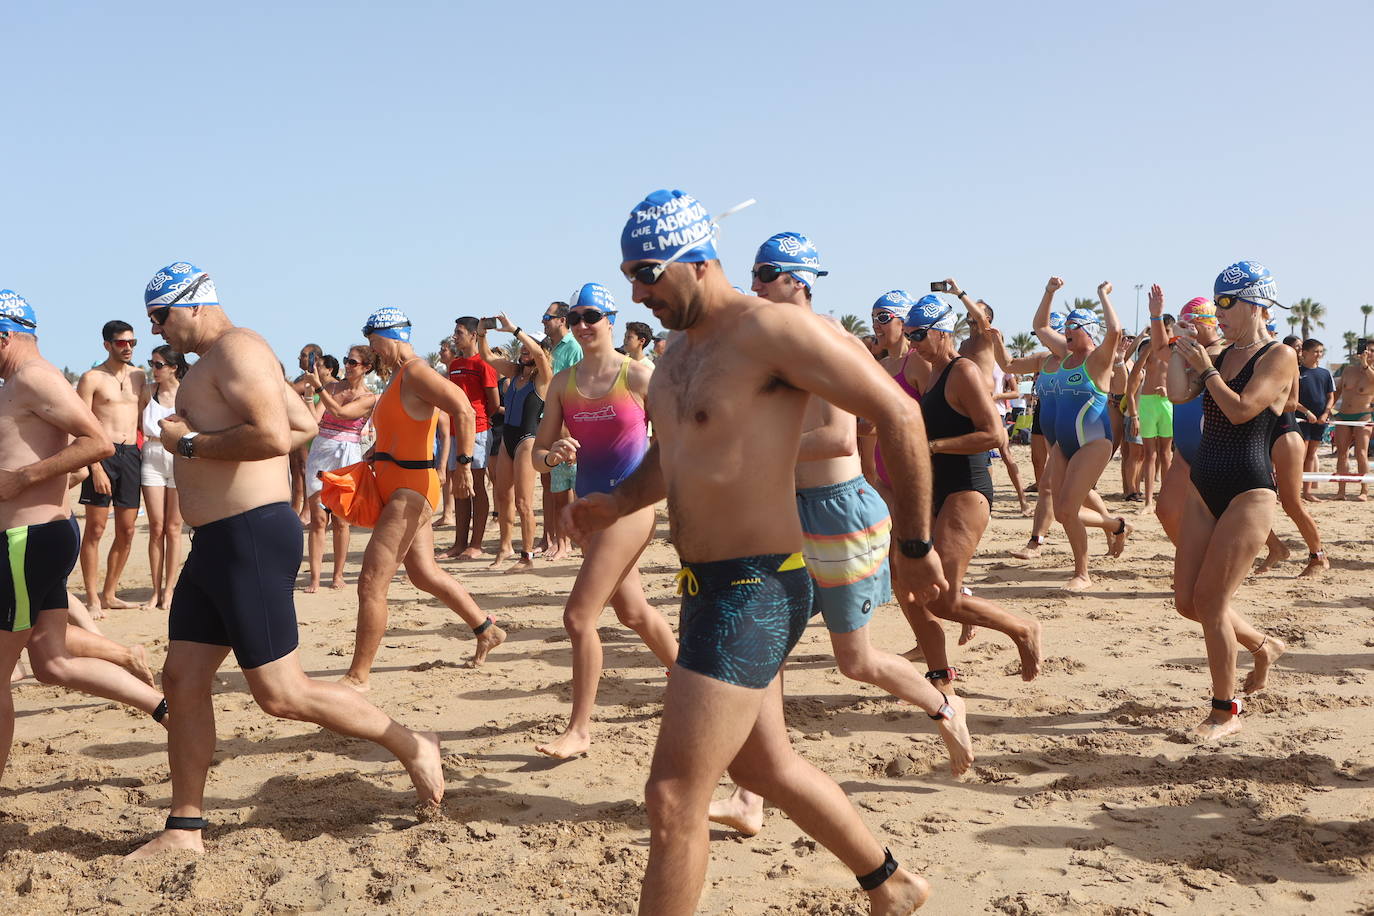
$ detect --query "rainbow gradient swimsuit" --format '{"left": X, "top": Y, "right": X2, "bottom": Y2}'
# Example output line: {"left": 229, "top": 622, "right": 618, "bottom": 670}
{"left": 562, "top": 358, "right": 649, "bottom": 496}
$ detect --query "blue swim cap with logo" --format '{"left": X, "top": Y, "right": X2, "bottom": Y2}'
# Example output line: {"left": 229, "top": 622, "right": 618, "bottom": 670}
{"left": 754, "top": 232, "right": 829, "bottom": 290}
{"left": 904, "top": 294, "right": 957, "bottom": 333}
{"left": 569, "top": 282, "right": 617, "bottom": 325}
{"left": 145, "top": 261, "right": 219, "bottom": 309}
{"left": 1065, "top": 308, "right": 1103, "bottom": 342}
{"left": 1214, "top": 260, "right": 1279, "bottom": 304}
{"left": 1048, "top": 311, "right": 1067, "bottom": 333}
{"left": 0, "top": 290, "right": 37, "bottom": 335}
{"left": 621, "top": 190, "right": 717, "bottom": 264}
{"left": 872, "top": 290, "right": 914, "bottom": 322}
{"left": 364, "top": 306, "right": 412, "bottom": 342}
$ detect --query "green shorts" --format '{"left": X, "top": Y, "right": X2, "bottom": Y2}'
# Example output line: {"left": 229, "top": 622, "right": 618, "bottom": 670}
{"left": 550, "top": 461, "right": 577, "bottom": 494}
{"left": 1137, "top": 394, "right": 1174, "bottom": 439}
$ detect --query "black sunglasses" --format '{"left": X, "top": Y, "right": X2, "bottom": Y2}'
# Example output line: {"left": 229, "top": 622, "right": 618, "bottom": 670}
{"left": 904, "top": 327, "right": 931, "bottom": 343}
{"left": 148, "top": 306, "right": 172, "bottom": 326}
{"left": 149, "top": 359, "right": 168, "bottom": 370}
{"left": 567, "top": 310, "right": 608, "bottom": 327}
{"left": 751, "top": 264, "right": 790, "bottom": 283}
{"left": 344, "top": 357, "right": 364, "bottom": 367}
{"left": 872, "top": 311, "right": 898, "bottom": 325}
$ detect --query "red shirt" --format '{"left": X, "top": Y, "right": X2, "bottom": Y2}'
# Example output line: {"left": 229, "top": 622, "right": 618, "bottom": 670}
{"left": 447, "top": 355, "right": 498, "bottom": 433}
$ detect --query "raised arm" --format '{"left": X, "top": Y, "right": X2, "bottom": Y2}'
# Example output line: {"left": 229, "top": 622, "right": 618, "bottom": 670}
{"left": 0, "top": 364, "right": 114, "bottom": 500}
{"left": 314, "top": 379, "right": 378, "bottom": 421}
{"left": 1032, "top": 276, "right": 1068, "bottom": 357}
{"left": 943, "top": 278, "right": 988, "bottom": 333}
{"left": 282, "top": 378, "right": 320, "bottom": 451}
{"left": 479, "top": 313, "right": 521, "bottom": 377}
{"left": 1086, "top": 281, "right": 1123, "bottom": 379}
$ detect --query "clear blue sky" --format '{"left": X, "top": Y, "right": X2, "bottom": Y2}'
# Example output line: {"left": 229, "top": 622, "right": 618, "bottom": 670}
{"left": 5, "top": 0, "right": 1372, "bottom": 374}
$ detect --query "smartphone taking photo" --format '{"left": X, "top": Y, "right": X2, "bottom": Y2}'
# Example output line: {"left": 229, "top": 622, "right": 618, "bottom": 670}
{"left": 930, "top": 281, "right": 950, "bottom": 293}
{"left": 479, "top": 317, "right": 500, "bottom": 331}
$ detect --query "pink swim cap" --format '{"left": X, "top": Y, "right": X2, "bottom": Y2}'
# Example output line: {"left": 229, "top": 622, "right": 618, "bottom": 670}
{"left": 1180, "top": 297, "right": 1216, "bottom": 324}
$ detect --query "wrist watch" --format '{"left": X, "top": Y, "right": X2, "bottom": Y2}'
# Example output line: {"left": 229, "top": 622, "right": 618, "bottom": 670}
{"left": 456, "top": 454, "right": 474, "bottom": 466}
{"left": 897, "top": 537, "right": 934, "bottom": 559}
{"left": 177, "top": 432, "right": 200, "bottom": 459}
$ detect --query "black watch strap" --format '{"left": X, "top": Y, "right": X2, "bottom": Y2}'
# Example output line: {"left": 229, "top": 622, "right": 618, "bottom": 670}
{"left": 897, "top": 537, "right": 933, "bottom": 559}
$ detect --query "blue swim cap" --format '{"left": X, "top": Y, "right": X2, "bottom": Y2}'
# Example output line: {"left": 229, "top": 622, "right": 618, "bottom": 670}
{"left": 872, "top": 290, "right": 914, "bottom": 321}
{"left": 1266, "top": 317, "right": 1278, "bottom": 334}
{"left": 364, "top": 306, "right": 412, "bottom": 342}
{"left": 145, "top": 261, "right": 218, "bottom": 309}
{"left": 621, "top": 189, "right": 717, "bottom": 264}
{"left": 754, "top": 231, "right": 829, "bottom": 290}
{"left": 0, "top": 290, "right": 37, "bottom": 335}
{"left": 569, "top": 282, "right": 617, "bottom": 325}
{"left": 1065, "top": 308, "right": 1103, "bottom": 343}
{"left": 1214, "top": 260, "right": 1279, "bottom": 304}
{"left": 904, "top": 294, "right": 957, "bottom": 333}
{"left": 1048, "top": 311, "right": 1067, "bottom": 333}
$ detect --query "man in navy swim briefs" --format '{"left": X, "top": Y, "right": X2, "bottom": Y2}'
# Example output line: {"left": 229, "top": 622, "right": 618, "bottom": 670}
{"left": 565, "top": 190, "right": 951, "bottom": 915}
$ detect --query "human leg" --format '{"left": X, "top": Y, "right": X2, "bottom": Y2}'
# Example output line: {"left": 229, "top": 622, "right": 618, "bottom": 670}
{"left": 1012, "top": 444, "right": 1057, "bottom": 559}
{"left": 1154, "top": 452, "right": 1190, "bottom": 546}
{"left": 330, "top": 515, "right": 350, "bottom": 588}
{"left": 1302, "top": 438, "right": 1321, "bottom": 499}
{"left": 142, "top": 485, "right": 167, "bottom": 607}
{"left": 25, "top": 606, "right": 163, "bottom": 715}
{"left": 1001, "top": 446, "right": 1031, "bottom": 515}
{"left": 1052, "top": 439, "right": 1115, "bottom": 588}
{"left": 485, "top": 450, "right": 516, "bottom": 567}
{"left": 161, "top": 488, "right": 183, "bottom": 609}
{"left": 402, "top": 519, "right": 505, "bottom": 667}
{"left": 0, "top": 630, "right": 33, "bottom": 784}
{"left": 347, "top": 492, "right": 429, "bottom": 688}
{"left": 1274, "top": 432, "right": 1326, "bottom": 574}
{"left": 124, "top": 640, "right": 230, "bottom": 860}
{"left": 1333, "top": 426, "right": 1353, "bottom": 498}
{"left": 512, "top": 438, "right": 540, "bottom": 567}
{"left": 100, "top": 506, "right": 139, "bottom": 608}
{"left": 306, "top": 494, "right": 329, "bottom": 592}
{"left": 547, "top": 487, "right": 574, "bottom": 561}
{"left": 461, "top": 467, "right": 490, "bottom": 558}
{"left": 79, "top": 504, "right": 110, "bottom": 614}
{"left": 1354, "top": 427, "right": 1372, "bottom": 500}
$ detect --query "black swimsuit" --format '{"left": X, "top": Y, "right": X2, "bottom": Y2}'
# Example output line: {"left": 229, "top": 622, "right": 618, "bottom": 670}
{"left": 1190, "top": 343, "right": 1278, "bottom": 519}
{"left": 924, "top": 358, "right": 995, "bottom": 516}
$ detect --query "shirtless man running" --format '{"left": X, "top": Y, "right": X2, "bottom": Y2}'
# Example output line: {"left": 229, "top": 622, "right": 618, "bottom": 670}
{"left": 76, "top": 320, "right": 145, "bottom": 613}
{"left": 126, "top": 264, "right": 443, "bottom": 860}
{"left": 1332, "top": 339, "right": 1374, "bottom": 501}
{"left": 708, "top": 232, "right": 972, "bottom": 838}
{"left": 1, "top": 290, "right": 170, "bottom": 786}
{"left": 569, "top": 190, "right": 948, "bottom": 914}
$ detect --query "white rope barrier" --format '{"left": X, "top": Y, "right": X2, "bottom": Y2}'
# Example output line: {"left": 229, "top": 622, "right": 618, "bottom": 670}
{"left": 1298, "top": 418, "right": 1372, "bottom": 427}
{"left": 1302, "top": 473, "right": 1374, "bottom": 483}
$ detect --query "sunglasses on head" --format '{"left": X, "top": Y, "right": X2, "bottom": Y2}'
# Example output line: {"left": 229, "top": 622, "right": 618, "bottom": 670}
{"left": 149, "top": 359, "right": 168, "bottom": 370}
{"left": 344, "top": 357, "right": 364, "bottom": 367}
{"left": 567, "top": 309, "right": 608, "bottom": 327}
{"left": 872, "top": 311, "right": 898, "bottom": 325}
{"left": 1215, "top": 294, "right": 1281, "bottom": 311}
{"left": 904, "top": 327, "right": 931, "bottom": 343}
{"left": 751, "top": 264, "right": 792, "bottom": 283}
{"left": 112, "top": 338, "right": 138, "bottom": 348}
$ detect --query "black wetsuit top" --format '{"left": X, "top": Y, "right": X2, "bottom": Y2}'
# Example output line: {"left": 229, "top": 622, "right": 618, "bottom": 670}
{"left": 924, "top": 357, "right": 995, "bottom": 516}
{"left": 1191, "top": 343, "right": 1278, "bottom": 519}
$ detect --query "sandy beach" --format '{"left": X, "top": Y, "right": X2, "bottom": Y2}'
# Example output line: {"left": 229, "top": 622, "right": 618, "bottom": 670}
{"left": 3, "top": 461, "right": 1372, "bottom": 915}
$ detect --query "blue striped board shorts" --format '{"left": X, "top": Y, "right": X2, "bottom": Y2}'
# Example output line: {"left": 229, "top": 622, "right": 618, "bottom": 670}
{"left": 796, "top": 476, "right": 892, "bottom": 634}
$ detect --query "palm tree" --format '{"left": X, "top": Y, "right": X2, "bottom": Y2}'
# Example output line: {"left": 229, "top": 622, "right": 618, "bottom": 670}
{"left": 839, "top": 314, "right": 870, "bottom": 337}
{"left": 1362, "top": 303, "right": 1372, "bottom": 337}
{"left": 1343, "top": 331, "right": 1359, "bottom": 359}
{"left": 1010, "top": 332, "right": 1038, "bottom": 357}
{"left": 1290, "top": 298, "right": 1325, "bottom": 340}
{"left": 1286, "top": 312, "right": 1301, "bottom": 334}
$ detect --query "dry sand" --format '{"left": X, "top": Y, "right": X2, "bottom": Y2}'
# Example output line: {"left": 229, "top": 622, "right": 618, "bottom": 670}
{"left": 3, "top": 461, "right": 1372, "bottom": 915}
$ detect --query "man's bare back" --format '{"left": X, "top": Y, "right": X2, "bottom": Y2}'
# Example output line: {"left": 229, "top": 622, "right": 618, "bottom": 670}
{"left": 795, "top": 315, "right": 867, "bottom": 490}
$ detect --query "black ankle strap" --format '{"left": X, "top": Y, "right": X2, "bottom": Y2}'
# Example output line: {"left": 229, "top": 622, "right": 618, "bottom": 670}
{"left": 152, "top": 698, "right": 168, "bottom": 723}
{"left": 1211, "top": 696, "right": 1243, "bottom": 715}
{"left": 473, "top": 616, "right": 494, "bottom": 636}
{"left": 857, "top": 847, "right": 899, "bottom": 890}
{"left": 166, "top": 816, "right": 208, "bottom": 831}
{"left": 924, "top": 667, "right": 959, "bottom": 683}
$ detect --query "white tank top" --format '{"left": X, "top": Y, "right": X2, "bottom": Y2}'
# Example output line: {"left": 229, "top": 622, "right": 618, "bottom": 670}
{"left": 142, "top": 388, "right": 176, "bottom": 441}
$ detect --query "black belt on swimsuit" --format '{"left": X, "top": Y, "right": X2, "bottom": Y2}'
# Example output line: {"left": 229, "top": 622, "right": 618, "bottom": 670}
{"left": 372, "top": 452, "right": 435, "bottom": 470}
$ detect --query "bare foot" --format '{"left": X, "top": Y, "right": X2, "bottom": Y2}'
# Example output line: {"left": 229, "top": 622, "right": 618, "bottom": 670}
{"left": 1010, "top": 540, "right": 1043, "bottom": 560}
{"left": 1107, "top": 518, "right": 1132, "bottom": 557}
{"left": 338, "top": 673, "right": 370, "bottom": 692}
{"left": 1301, "top": 492, "right": 1317, "bottom": 503}
{"left": 436, "top": 545, "right": 465, "bottom": 560}
{"left": 457, "top": 546, "right": 485, "bottom": 560}
{"left": 1355, "top": 491, "right": 1369, "bottom": 502}
{"left": 1192, "top": 713, "right": 1243, "bottom": 743}
{"left": 139, "top": 594, "right": 159, "bottom": 609}
{"left": 486, "top": 549, "right": 515, "bottom": 570}
{"left": 1298, "top": 552, "right": 1329, "bottom": 578}
{"left": 156, "top": 597, "right": 172, "bottom": 611}
{"left": 329, "top": 578, "right": 346, "bottom": 590}
{"left": 124, "top": 644, "right": 157, "bottom": 688}
{"left": 1010, "top": 620, "right": 1043, "bottom": 681}
{"left": 1255, "top": 540, "right": 1290, "bottom": 575}
{"left": 102, "top": 595, "right": 134, "bottom": 610}
{"left": 470, "top": 623, "right": 506, "bottom": 667}
{"left": 304, "top": 583, "right": 319, "bottom": 594}
{"left": 1061, "top": 573, "right": 1092, "bottom": 592}
{"left": 507, "top": 556, "right": 534, "bottom": 573}
{"left": 957, "top": 623, "right": 978, "bottom": 646}
{"left": 1018, "top": 501, "right": 1034, "bottom": 518}
{"left": 1243, "top": 636, "right": 1287, "bottom": 694}
{"left": 546, "top": 541, "right": 571, "bottom": 562}
{"left": 900, "top": 645, "right": 925, "bottom": 663}
{"left": 123, "top": 827, "right": 204, "bottom": 861}
{"left": 535, "top": 727, "right": 591, "bottom": 760}
{"left": 402, "top": 730, "right": 445, "bottom": 808}
{"left": 438, "top": 515, "right": 455, "bottom": 528}
{"left": 707, "top": 791, "right": 764, "bottom": 836}
{"left": 866, "top": 867, "right": 931, "bottom": 914}
{"left": 10, "top": 656, "right": 32, "bottom": 683}
{"left": 935, "top": 692, "right": 974, "bottom": 777}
